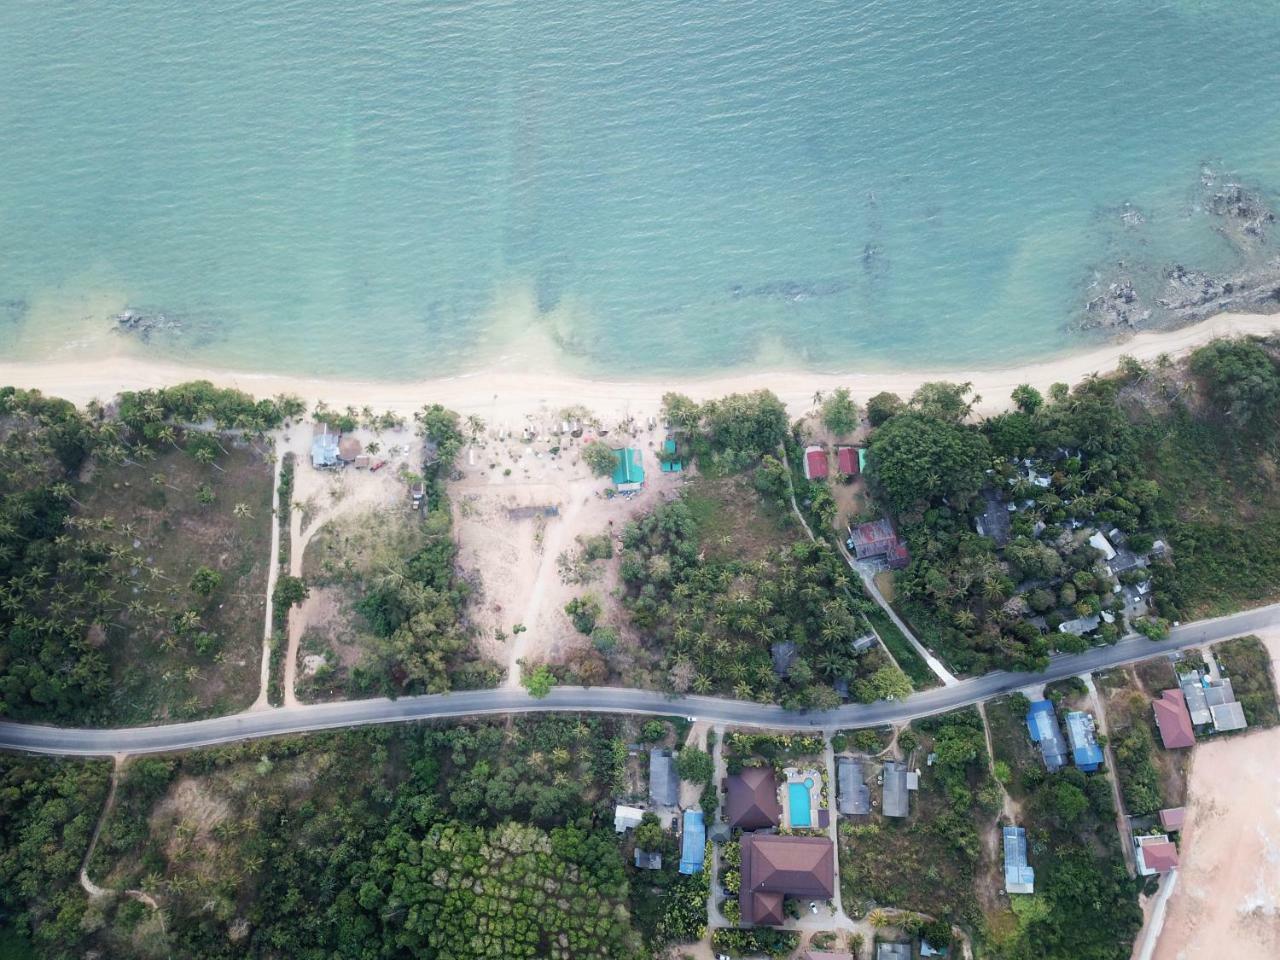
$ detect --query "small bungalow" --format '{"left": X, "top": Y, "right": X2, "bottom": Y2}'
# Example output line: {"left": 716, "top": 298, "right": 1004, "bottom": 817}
{"left": 837, "top": 757, "right": 871, "bottom": 816}
{"left": 1153, "top": 689, "right": 1196, "bottom": 749}
{"left": 771, "top": 641, "right": 798, "bottom": 677}
{"left": 612, "top": 447, "right": 646, "bottom": 492}
{"left": 1026, "top": 700, "right": 1069, "bottom": 772}
{"left": 649, "top": 750, "right": 679, "bottom": 807}
{"left": 1058, "top": 614, "right": 1101, "bottom": 637}
{"left": 678, "top": 810, "right": 705, "bottom": 875}
{"left": 310, "top": 426, "right": 340, "bottom": 468}
{"left": 614, "top": 804, "right": 644, "bottom": 833}
{"left": 851, "top": 632, "right": 878, "bottom": 654}
{"left": 724, "top": 766, "right": 782, "bottom": 830}
{"left": 1003, "top": 825, "right": 1035, "bottom": 894}
{"left": 634, "top": 849, "right": 662, "bottom": 870}
{"left": 1135, "top": 834, "right": 1180, "bottom": 876}
{"left": 1066, "top": 711, "right": 1104, "bottom": 771}
{"left": 835, "top": 446, "right": 859, "bottom": 478}
{"left": 804, "top": 445, "right": 829, "bottom": 481}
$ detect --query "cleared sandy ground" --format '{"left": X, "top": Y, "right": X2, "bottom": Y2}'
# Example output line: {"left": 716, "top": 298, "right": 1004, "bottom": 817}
{"left": 1149, "top": 630, "right": 1280, "bottom": 960}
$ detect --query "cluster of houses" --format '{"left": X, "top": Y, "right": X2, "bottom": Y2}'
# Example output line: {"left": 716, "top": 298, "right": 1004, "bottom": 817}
{"left": 802, "top": 444, "right": 865, "bottom": 482}
{"left": 1151, "top": 662, "right": 1247, "bottom": 749}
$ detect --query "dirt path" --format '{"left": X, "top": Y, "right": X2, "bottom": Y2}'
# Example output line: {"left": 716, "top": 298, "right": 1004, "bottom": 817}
{"left": 1082, "top": 672, "right": 1136, "bottom": 876}
{"left": 79, "top": 755, "right": 123, "bottom": 899}
{"left": 249, "top": 439, "right": 285, "bottom": 711}
{"left": 977, "top": 701, "right": 1020, "bottom": 823}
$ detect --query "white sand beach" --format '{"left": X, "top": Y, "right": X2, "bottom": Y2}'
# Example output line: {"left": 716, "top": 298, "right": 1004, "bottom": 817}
{"left": 3, "top": 311, "right": 1280, "bottom": 423}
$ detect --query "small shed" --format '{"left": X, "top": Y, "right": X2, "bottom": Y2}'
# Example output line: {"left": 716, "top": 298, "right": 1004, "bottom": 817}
{"left": 634, "top": 849, "right": 662, "bottom": 870}
{"left": 614, "top": 805, "right": 644, "bottom": 833}
{"left": 836, "top": 446, "right": 859, "bottom": 477}
{"left": 1158, "top": 807, "right": 1186, "bottom": 832}
{"left": 660, "top": 437, "right": 683, "bottom": 473}
{"left": 678, "top": 810, "right": 705, "bottom": 875}
{"left": 649, "top": 750, "right": 679, "bottom": 807}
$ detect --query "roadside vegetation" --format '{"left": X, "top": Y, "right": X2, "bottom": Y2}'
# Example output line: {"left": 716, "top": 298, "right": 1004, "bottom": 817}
{"left": 1212, "top": 635, "right": 1279, "bottom": 727}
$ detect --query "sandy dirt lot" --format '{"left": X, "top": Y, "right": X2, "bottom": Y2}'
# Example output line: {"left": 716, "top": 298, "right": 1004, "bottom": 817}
{"left": 1149, "top": 630, "right": 1280, "bottom": 960}
{"left": 448, "top": 410, "right": 685, "bottom": 686}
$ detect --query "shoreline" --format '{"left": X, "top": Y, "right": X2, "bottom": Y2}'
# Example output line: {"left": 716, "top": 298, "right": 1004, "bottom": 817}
{"left": 5, "top": 311, "right": 1280, "bottom": 422}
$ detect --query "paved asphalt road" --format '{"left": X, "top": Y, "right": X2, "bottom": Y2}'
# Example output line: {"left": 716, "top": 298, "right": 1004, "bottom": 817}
{"left": 2, "top": 602, "right": 1277, "bottom": 757}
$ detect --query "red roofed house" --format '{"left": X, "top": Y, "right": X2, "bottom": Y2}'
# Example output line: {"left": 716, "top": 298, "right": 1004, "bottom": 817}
{"left": 835, "top": 446, "right": 859, "bottom": 478}
{"left": 1135, "top": 834, "right": 1179, "bottom": 875}
{"left": 1158, "top": 807, "right": 1186, "bottom": 832}
{"left": 804, "top": 445, "right": 829, "bottom": 481}
{"left": 739, "top": 834, "right": 835, "bottom": 926}
{"left": 1153, "top": 689, "right": 1196, "bottom": 749}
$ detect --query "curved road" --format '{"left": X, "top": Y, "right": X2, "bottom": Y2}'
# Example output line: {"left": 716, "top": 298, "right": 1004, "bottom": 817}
{"left": 2, "top": 603, "right": 1277, "bottom": 757}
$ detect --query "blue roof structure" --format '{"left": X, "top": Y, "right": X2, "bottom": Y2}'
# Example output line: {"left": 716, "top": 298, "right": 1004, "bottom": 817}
{"left": 310, "top": 428, "right": 339, "bottom": 468}
{"left": 1026, "top": 701, "right": 1069, "bottom": 772}
{"left": 661, "top": 438, "right": 683, "bottom": 473}
{"left": 1002, "top": 826, "right": 1035, "bottom": 894}
{"left": 678, "top": 810, "right": 705, "bottom": 875}
{"left": 612, "top": 447, "right": 646, "bottom": 489}
{"left": 1066, "top": 711, "right": 1104, "bottom": 771}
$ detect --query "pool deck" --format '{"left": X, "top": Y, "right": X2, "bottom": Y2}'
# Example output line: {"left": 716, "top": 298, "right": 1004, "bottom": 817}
{"left": 781, "top": 766, "right": 826, "bottom": 830}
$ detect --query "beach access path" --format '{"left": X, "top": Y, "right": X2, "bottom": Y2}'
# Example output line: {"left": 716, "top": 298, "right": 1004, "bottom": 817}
{"left": 2, "top": 601, "right": 1277, "bottom": 757}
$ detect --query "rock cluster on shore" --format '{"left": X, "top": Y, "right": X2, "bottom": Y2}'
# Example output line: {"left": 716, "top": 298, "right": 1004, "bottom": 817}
{"left": 113, "top": 309, "right": 181, "bottom": 341}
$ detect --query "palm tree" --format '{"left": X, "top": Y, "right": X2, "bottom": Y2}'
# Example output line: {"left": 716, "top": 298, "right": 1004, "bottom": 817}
{"left": 232, "top": 502, "right": 253, "bottom": 520}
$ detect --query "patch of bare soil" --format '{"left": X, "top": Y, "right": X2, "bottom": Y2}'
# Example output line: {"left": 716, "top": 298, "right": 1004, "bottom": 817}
{"left": 1151, "top": 630, "right": 1280, "bottom": 960}
{"left": 150, "top": 777, "right": 231, "bottom": 858}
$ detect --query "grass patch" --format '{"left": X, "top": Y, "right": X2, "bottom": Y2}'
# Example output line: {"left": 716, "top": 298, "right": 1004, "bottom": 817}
{"left": 680, "top": 471, "right": 799, "bottom": 563}
{"left": 1213, "top": 635, "right": 1279, "bottom": 728}
{"left": 984, "top": 695, "right": 1039, "bottom": 804}
{"left": 0, "top": 928, "right": 34, "bottom": 960}
{"left": 865, "top": 607, "right": 936, "bottom": 689}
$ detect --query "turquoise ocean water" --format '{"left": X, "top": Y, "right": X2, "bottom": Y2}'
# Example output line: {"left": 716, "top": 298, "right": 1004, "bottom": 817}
{"left": 1, "top": 0, "right": 1279, "bottom": 379}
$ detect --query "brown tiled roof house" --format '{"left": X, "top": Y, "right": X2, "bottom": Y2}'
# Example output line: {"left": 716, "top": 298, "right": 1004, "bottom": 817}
{"left": 739, "top": 834, "right": 835, "bottom": 926}
{"left": 724, "top": 767, "right": 782, "bottom": 830}
{"left": 1153, "top": 689, "right": 1196, "bottom": 749}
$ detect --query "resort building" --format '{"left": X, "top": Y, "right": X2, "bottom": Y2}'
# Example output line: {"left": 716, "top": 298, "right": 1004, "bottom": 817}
{"left": 738, "top": 834, "right": 835, "bottom": 926}
{"left": 724, "top": 767, "right": 782, "bottom": 830}
{"left": 1002, "top": 826, "right": 1035, "bottom": 894}
{"left": 804, "top": 445, "right": 829, "bottom": 481}
{"left": 1152, "top": 689, "right": 1196, "bottom": 749}
{"left": 1026, "top": 701, "right": 1069, "bottom": 772}
{"left": 837, "top": 758, "right": 871, "bottom": 816}
{"left": 649, "top": 750, "right": 679, "bottom": 807}
{"left": 1135, "top": 834, "right": 1180, "bottom": 876}
{"left": 1066, "top": 711, "right": 1104, "bottom": 771}
{"left": 678, "top": 810, "right": 705, "bottom": 875}
{"left": 611, "top": 447, "right": 645, "bottom": 492}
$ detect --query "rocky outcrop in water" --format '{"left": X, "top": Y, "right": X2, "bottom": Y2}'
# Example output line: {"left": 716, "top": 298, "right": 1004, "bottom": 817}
{"left": 1083, "top": 271, "right": 1150, "bottom": 330}
{"left": 1200, "top": 165, "right": 1276, "bottom": 248}
{"left": 114, "top": 309, "right": 181, "bottom": 341}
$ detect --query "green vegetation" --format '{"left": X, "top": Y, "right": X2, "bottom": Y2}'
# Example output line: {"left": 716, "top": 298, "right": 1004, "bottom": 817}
{"left": 1213, "top": 635, "right": 1279, "bottom": 727}
{"left": 582, "top": 441, "right": 618, "bottom": 477}
{"left": 820, "top": 387, "right": 859, "bottom": 436}
{"left": 712, "top": 927, "right": 799, "bottom": 958}
{"left": 661, "top": 389, "right": 788, "bottom": 474}
{"left": 863, "top": 606, "right": 935, "bottom": 687}
{"left": 839, "top": 710, "right": 995, "bottom": 929}
{"left": 0, "top": 755, "right": 111, "bottom": 957}
{"left": 522, "top": 662, "right": 557, "bottom": 698}
{"left": 116, "top": 380, "right": 303, "bottom": 433}
{"left": 0, "top": 385, "right": 274, "bottom": 724}
{"left": 621, "top": 497, "right": 909, "bottom": 707}
{"left": 1106, "top": 692, "right": 1162, "bottom": 817}
{"left": 675, "top": 746, "right": 713, "bottom": 785}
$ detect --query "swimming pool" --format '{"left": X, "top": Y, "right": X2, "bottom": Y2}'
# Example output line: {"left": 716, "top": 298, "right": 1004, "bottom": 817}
{"left": 788, "top": 779, "right": 814, "bottom": 828}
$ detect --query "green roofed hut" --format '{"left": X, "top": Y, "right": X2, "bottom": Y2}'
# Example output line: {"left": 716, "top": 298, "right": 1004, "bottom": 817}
{"left": 661, "top": 437, "right": 683, "bottom": 473}
{"left": 612, "top": 447, "right": 646, "bottom": 491}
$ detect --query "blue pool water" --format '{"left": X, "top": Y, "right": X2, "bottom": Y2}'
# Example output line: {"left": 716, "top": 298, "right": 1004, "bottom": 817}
{"left": 788, "top": 781, "right": 813, "bottom": 827}
{"left": 2, "top": 1, "right": 1279, "bottom": 377}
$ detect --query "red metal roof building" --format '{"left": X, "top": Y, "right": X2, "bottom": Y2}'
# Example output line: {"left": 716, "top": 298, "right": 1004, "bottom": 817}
{"left": 848, "top": 518, "right": 911, "bottom": 570}
{"left": 803, "top": 445, "right": 829, "bottom": 481}
{"left": 739, "top": 834, "right": 835, "bottom": 926}
{"left": 724, "top": 767, "right": 782, "bottom": 830}
{"left": 1153, "top": 689, "right": 1196, "bottom": 749}
{"left": 1159, "top": 807, "right": 1186, "bottom": 832}
{"left": 1135, "top": 835, "right": 1180, "bottom": 875}
{"left": 835, "top": 446, "right": 859, "bottom": 477}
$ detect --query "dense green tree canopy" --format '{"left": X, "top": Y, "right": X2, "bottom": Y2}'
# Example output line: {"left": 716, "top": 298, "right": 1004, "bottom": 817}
{"left": 866, "top": 412, "right": 990, "bottom": 514}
